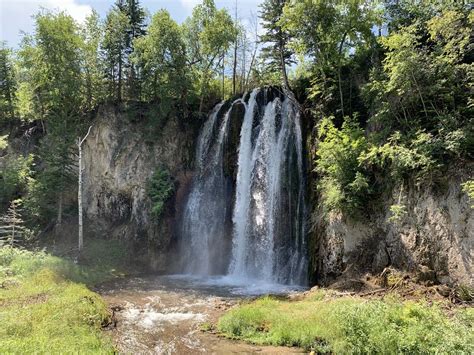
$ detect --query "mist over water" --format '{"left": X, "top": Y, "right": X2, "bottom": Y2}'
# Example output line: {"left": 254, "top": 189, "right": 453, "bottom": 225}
{"left": 179, "top": 88, "right": 307, "bottom": 288}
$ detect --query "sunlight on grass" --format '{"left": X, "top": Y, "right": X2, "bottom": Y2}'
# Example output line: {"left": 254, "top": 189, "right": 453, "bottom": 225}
{"left": 218, "top": 292, "right": 474, "bottom": 353}
{"left": 0, "top": 247, "right": 117, "bottom": 353}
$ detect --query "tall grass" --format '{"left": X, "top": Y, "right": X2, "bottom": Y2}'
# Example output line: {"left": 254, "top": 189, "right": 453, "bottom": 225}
{"left": 0, "top": 246, "right": 119, "bottom": 353}
{"left": 218, "top": 291, "right": 474, "bottom": 353}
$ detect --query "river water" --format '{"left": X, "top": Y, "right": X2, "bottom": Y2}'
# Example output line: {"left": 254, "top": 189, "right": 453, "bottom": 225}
{"left": 98, "top": 275, "right": 305, "bottom": 354}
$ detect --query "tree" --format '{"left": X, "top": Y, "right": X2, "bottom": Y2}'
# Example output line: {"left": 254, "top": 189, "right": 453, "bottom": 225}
{"left": 232, "top": 0, "right": 238, "bottom": 95}
{"left": 0, "top": 199, "right": 29, "bottom": 246}
{"left": 81, "top": 10, "right": 105, "bottom": 110}
{"left": 282, "top": 0, "right": 379, "bottom": 116}
{"left": 183, "top": 0, "right": 236, "bottom": 111}
{"left": 244, "top": 12, "right": 260, "bottom": 90}
{"left": 18, "top": 11, "right": 84, "bottom": 225}
{"left": 0, "top": 42, "right": 16, "bottom": 122}
{"left": 77, "top": 125, "right": 92, "bottom": 253}
{"left": 133, "top": 9, "right": 187, "bottom": 111}
{"left": 259, "top": 0, "right": 294, "bottom": 91}
{"left": 117, "top": 0, "right": 147, "bottom": 100}
{"left": 103, "top": 7, "right": 129, "bottom": 103}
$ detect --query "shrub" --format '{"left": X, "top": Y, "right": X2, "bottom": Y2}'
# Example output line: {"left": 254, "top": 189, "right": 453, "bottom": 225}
{"left": 315, "top": 116, "right": 370, "bottom": 215}
{"left": 147, "top": 167, "right": 175, "bottom": 218}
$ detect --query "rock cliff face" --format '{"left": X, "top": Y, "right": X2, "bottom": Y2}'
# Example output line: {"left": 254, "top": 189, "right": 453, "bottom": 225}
{"left": 82, "top": 106, "right": 195, "bottom": 271}
{"left": 80, "top": 103, "right": 472, "bottom": 286}
{"left": 310, "top": 166, "right": 474, "bottom": 286}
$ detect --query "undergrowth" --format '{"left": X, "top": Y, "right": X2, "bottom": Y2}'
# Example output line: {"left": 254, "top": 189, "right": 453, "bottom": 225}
{"left": 0, "top": 246, "right": 117, "bottom": 353}
{"left": 218, "top": 291, "right": 474, "bottom": 353}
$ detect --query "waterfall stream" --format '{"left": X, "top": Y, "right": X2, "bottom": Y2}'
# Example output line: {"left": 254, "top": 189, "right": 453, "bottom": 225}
{"left": 179, "top": 88, "right": 307, "bottom": 286}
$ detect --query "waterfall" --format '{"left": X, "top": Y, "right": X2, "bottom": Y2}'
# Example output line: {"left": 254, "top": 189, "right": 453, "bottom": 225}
{"left": 180, "top": 102, "right": 233, "bottom": 275}
{"left": 179, "top": 88, "right": 307, "bottom": 285}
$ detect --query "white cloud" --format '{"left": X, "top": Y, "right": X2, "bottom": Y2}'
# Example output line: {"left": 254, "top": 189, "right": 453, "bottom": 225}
{"left": 34, "top": 0, "right": 93, "bottom": 23}
{"left": 1, "top": 0, "right": 93, "bottom": 46}
{"left": 179, "top": 0, "right": 201, "bottom": 10}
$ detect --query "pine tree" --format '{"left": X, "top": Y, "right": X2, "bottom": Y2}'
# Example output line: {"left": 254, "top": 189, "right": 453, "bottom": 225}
{"left": 259, "top": 0, "right": 293, "bottom": 91}
{"left": 103, "top": 7, "right": 129, "bottom": 103}
{"left": 81, "top": 10, "right": 105, "bottom": 110}
{"left": 121, "top": 0, "right": 146, "bottom": 100}
{"left": 0, "top": 42, "right": 16, "bottom": 122}
{"left": 18, "top": 12, "right": 84, "bottom": 224}
{"left": 0, "top": 199, "right": 29, "bottom": 246}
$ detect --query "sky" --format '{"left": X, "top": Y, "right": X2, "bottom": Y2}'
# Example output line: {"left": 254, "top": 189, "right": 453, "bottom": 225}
{"left": 0, "top": 0, "right": 263, "bottom": 48}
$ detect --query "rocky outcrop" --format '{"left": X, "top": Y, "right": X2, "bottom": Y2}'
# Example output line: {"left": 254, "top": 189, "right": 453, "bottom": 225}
{"left": 310, "top": 166, "right": 474, "bottom": 286}
{"left": 82, "top": 106, "right": 195, "bottom": 271}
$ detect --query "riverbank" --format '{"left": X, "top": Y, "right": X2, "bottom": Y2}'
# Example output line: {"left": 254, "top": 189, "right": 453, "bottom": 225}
{"left": 217, "top": 272, "right": 474, "bottom": 353}
{"left": 2, "top": 247, "right": 472, "bottom": 354}
{"left": 0, "top": 246, "right": 118, "bottom": 353}
{"left": 97, "top": 275, "right": 305, "bottom": 353}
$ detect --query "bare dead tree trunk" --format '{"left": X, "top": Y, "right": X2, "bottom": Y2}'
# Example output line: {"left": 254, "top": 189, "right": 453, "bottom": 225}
{"left": 245, "top": 13, "right": 259, "bottom": 89}
{"left": 10, "top": 205, "right": 15, "bottom": 246}
{"left": 57, "top": 193, "right": 63, "bottom": 226}
{"left": 232, "top": 0, "right": 238, "bottom": 96}
{"left": 280, "top": 46, "right": 290, "bottom": 92}
{"left": 118, "top": 53, "right": 123, "bottom": 103}
{"left": 222, "top": 52, "right": 225, "bottom": 100}
{"left": 78, "top": 125, "right": 93, "bottom": 253}
{"left": 338, "top": 34, "right": 347, "bottom": 118}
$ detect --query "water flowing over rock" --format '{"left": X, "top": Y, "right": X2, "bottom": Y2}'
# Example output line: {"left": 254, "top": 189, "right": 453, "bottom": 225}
{"left": 179, "top": 88, "right": 308, "bottom": 285}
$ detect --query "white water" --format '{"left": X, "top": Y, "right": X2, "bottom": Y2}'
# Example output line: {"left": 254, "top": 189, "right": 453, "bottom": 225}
{"left": 180, "top": 88, "right": 307, "bottom": 286}
{"left": 180, "top": 103, "right": 232, "bottom": 275}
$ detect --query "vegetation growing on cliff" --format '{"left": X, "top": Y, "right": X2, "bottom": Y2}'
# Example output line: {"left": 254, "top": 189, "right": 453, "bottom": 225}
{"left": 2, "top": 0, "right": 471, "bottom": 229}
{"left": 147, "top": 168, "right": 175, "bottom": 218}
{"left": 278, "top": 1, "right": 473, "bottom": 217}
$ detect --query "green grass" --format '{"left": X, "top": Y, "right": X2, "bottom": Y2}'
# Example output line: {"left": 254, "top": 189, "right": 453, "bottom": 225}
{"left": 218, "top": 291, "right": 474, "bottom": 354}
{"left": 0, "top": 246, "right": 119, "bottom": 353}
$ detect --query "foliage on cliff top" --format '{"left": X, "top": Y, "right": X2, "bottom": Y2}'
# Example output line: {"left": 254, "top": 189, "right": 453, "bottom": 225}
{"left": 218, "top": 291, "right": 474, "bottom": 353}
{"left": 301, "top": 3, "right": 473, "bottom": 217}
{"left": 0, "top": 246, "right": 114, "bottom": 353}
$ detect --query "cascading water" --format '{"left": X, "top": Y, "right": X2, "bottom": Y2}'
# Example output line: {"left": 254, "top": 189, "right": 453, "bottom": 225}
{"left": 179, "top": 87, "right": 307, "bottom": 286}
{"left": 180, "top": 102, "right": 234, "bottom": 275}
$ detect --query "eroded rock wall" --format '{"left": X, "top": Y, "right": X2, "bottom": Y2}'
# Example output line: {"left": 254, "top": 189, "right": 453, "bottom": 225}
{"left": 310, "top": 166, "right": 474, "bottom": 286}
{"left": 82, "top": 106, "right": 195, "bottom": 271}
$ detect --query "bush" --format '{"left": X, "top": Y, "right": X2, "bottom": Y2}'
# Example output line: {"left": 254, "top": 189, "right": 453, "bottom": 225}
{"left": 147, "top": 168, "right": 175, "bottom": 218}
{"left": 315, "top": 116, "right": 370, "bottom": 215}
{"left": 0, "top": 154, "right": 33, "bottom": 208}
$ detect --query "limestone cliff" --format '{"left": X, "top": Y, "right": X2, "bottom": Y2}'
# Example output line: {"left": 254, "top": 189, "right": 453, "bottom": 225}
{"left": 82, "top": 106, "right": 195, "bottom": 271}
{"left": 310, "top": 165, "right": 474, "bottom": 286}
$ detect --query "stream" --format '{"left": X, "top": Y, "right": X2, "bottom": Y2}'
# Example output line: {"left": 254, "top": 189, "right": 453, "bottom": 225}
{"left": 97, "top": 275, "right": 305, "bottom": 354}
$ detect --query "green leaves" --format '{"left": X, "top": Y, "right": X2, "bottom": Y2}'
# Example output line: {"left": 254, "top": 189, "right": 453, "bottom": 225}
{"left": 182, "top": 0, "right": 236, "bottom": 107}
{"left": 0, "top": 42, "right": 16, "bottom": 121}
{"left": 147, "top": 168, "right": 175, "bottom": 218}
{"left": 133, "top": 9, "right": 187, "bottom": 107}
{"left": 315, "top": 116, "right": 370, "bottom": 214}
{"left": 462, "top": 180, "right": 474, "bottom": 208}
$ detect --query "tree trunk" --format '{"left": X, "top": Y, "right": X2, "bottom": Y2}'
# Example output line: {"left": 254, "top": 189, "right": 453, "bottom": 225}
{"left": 10, "top": 206, "right": 15, "bottom": 246}
{"left": 279, "top": 34, "right": 290, "bottom": 92}
{"left": 118, "top": 53, "right": 123, "bottom": 103}
{"left": 78, "top": 138, "right": 83, "bottom": 252}
{"left": 57, "top": 192, "right": 63, "bottom": 226}
{"left": 222, "top": 53, "right": 225, "bottom": 100}
{"left": 337, "top": 32, "right": 348, "bottom": 118}
{"left": 232, "top": 0, "right": 238, "bottom": 95}
{"left": 78, "top": 126, "right": 93, "bottom": 253}
{"left": 280, "top": 47, "right": 290, "bottom": 92}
